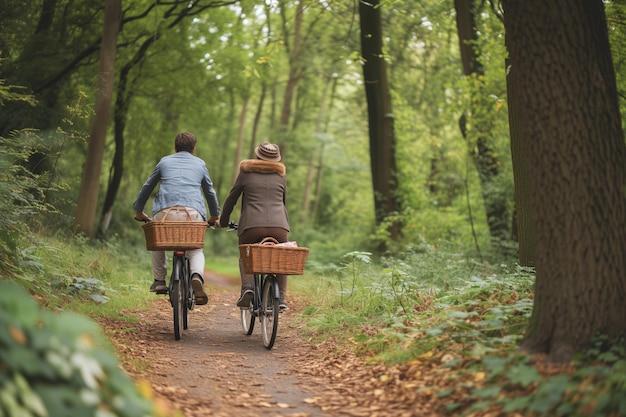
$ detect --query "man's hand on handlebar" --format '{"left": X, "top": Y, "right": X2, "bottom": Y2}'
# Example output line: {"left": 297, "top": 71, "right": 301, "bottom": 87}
{"left": 208, "top": 215, "right": 220, "bottom": 229}
{"left": 134, "top": 211, "right": 150, "bottom": 222}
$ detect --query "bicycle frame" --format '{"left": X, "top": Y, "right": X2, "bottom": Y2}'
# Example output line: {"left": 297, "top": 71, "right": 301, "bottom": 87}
{"left": 170, "top": 250, "right": 193, "bottom": 340}
{"left": 242, "top": 272, "right": 280, "bottom": 349}
{"left": 252, "top": 273, "right": 280, "bottom": 313}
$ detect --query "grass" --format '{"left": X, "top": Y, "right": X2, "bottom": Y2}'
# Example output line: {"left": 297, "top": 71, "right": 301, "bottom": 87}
{"left": 17, "top": 233, "right": 154, "bottom": 320}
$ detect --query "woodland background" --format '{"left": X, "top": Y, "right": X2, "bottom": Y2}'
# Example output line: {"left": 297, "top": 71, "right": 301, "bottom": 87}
{"left": 2, "top": 0, "right": 535, "bottom": 258}
{"left": 2, "top": 0, "right": 626, "bottom": 336}
{"left": 1, "top": 1, "right": 626, "bottom": 415}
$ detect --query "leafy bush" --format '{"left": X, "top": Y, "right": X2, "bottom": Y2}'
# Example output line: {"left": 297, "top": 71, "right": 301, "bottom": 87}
{"left": 0, "top": 281, "right": 156, "bottom": 417}
{"left": 0, "top": 132, "right": 53, "bottom": 275}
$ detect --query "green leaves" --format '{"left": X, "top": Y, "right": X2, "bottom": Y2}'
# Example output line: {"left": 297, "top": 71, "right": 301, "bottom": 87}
{"left": 0, "top": 281, "right": 155, "bottom": 417}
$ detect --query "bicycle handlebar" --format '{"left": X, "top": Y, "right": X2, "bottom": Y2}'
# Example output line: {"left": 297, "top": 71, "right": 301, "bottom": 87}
{"left": 135, "top": 216, "right": 237, "bottom": 231}
{"left": 209, "top": 221, "right": 237, "bottom": 231}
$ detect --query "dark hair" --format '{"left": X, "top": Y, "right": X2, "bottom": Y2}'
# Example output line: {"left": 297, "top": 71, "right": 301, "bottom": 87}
{"left": 174, "top": 131, "right": 197, "bottom": 153}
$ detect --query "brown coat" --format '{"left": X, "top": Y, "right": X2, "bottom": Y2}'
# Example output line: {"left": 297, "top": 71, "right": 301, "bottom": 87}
{"left": 220, "top": 159, "right": 290, "bottom": 235}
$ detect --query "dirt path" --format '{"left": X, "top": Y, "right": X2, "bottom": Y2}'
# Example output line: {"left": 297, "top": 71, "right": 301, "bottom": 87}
{"left": 101, "top": 271, "right": 447, "bottom": 417}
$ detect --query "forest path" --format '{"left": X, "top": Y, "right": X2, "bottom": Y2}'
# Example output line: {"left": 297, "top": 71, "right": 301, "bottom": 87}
{"left": 100, "top": 271, "right": 444, "bottom": 417}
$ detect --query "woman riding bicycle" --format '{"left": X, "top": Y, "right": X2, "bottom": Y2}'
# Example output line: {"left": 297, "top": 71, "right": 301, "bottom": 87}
{"left": 219, "top": 142, "right": 290, "bottom": 310}
{"left": 133, "top": 131, "right": 220, "bottom": 305}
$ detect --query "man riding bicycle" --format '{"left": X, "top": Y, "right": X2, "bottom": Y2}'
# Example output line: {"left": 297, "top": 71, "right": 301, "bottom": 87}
{"left": 133, "top": 131, "right": 220, "bottom": 305}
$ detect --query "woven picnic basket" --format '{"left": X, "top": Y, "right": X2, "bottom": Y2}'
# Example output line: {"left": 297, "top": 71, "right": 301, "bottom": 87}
{"left": 239, "top": 237, "right": 310, "bottom": 275}
{"left": 141, "top": 207, "right": 207, "bottom": 251}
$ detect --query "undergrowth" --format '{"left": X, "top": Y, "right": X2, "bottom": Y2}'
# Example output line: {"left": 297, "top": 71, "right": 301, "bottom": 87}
{"left": 1, "top": 232, "right": 180, "bottom": 417}
{"left": 6, "top": 227, "right": 626, "bottom": 417}
{"left": 300, "top": 246, "right": 626, "bottom": 417}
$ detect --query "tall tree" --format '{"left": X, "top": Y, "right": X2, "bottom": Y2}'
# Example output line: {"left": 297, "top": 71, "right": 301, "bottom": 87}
{"left": 276, "top": 0, "right": 305, "bottom": 158}
{"left": 455, "top": 0, "right": 511, "bottom": 249}
{"left": 75, "top": 0, "right": 121, "bottom": 236}
{"left": 503, "top": 0, "right": 626, "bottom": 362}
{"left": 359, "top": 0, "right": 402, "bottom": 249}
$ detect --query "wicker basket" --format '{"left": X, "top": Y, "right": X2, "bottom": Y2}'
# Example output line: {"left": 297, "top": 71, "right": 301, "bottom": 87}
{"left": 141, "top": 207, "right": 207, "bottom": 251}
{"left": 239, "top": 237, "right": 310, "bottom": 275}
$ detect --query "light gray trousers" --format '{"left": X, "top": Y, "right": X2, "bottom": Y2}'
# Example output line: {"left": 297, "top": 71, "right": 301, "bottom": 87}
{"left": 151, "top": 207, "right": 205, "bottom": 282}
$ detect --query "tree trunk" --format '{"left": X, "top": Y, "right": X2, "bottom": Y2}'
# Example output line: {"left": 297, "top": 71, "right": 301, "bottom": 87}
{"left": 359, "top": 0, "right": 402, "bottom": 248}
{"left": 503, "top": 0, "right": 626, "bottom": 362}
{"left": 506, "top": 57, "right": 534, "bottom": 267}
{"left": 311, "top": 141, "right": 326, "bottom": 224}
{"left": 455, "top": 0, "right": 511, "bottom": 248}
{"left": 277, "top": 0, "right": 305, "bottom": 159}
{"left": 74, "top": 0, "right": 121, "bottom": 236}
{"left": 248, "top": 84, "right": 266, "bottom": 159}
{"left": 302, "top": 75, "right": 333, "bottom": 216}
{"left": 232, "top": 97, "right": 249, "bottom": 184}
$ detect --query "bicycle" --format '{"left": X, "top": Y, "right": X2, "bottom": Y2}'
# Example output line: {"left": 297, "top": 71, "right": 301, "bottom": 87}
{"left": 168, "top": 247, "right": 194, "bottom": 341}
{"left": 241, "top": 259, "right": 281, "bottom": 349}
{"left": 226, "top": 223, "right": 307, "bottom": 349}
{"left": 138, "top": 216, "right": 208, "bottom": 341}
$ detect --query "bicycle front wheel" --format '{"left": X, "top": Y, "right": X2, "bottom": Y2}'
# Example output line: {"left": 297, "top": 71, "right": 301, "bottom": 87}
{"left": 170, "top": 257, "right": 184, "bottom": 340}
{"left": 261, "top": 276, "right": 279, "bottom": 349}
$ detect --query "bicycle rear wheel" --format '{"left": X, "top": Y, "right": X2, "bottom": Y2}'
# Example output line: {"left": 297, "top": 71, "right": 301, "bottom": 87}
{"left": 170, "top": 257, "right": 184, "bottom": 340}
{"left": 241, "top": 305, "right": 255, "bottom": 335}
{"left": 261, "top": 276, "right": 279, "bottom": 349}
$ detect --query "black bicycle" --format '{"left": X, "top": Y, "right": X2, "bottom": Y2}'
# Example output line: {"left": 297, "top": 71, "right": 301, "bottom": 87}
{"left": 169, "top": 248, "right": 194, "bottom": 340}
{"left": 241, "top": 267, "right": 281, "bottom": 349}
{"left": 139, "top": 218, "right": 199, "bottom": 341}
{"left": 226, "top": 223, "right": 281, "bottom": 349}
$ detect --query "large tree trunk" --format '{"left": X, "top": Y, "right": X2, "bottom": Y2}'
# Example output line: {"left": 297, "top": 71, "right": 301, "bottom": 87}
{"left": 359, "top": 0, "right": 402, "bottom": 249}
{"left": 75, "top": 0, "right": 121, "bottom": 236}
{"left": 503, "top": 0, "right": 626, "bottom": 362}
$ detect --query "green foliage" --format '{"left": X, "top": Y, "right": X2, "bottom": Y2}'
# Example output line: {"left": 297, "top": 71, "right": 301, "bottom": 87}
{"left": 0, "top": 81, "right": 37, "bottom": 106}
{"left": 0, "top": 131, "right": 55, "bottom": 275}
{"left": 460, "top": 339, "right": 626, "bottom": 417}
{"left": 21, "top": 232, "right": 154, "bottom": 318}
{"left": 298, "top": 246, "right": 626, "bottom": 416}
{"left": 0, "top": 281, "right": 155, "bottom": 417}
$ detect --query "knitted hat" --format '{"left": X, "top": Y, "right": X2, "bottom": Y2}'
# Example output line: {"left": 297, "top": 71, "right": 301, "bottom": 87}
{"left": 255, "top": 142, "right": 281, "bottom": 162}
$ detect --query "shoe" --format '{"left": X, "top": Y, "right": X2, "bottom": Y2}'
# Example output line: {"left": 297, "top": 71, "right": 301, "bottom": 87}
{"left": 191, "top": 275, "right": 208, "bottom": 305}
{"left": 237, "top": 286, "right": 254, "bottom": 308}
{"left": 150, "top": 280, "right": 168, "bottom": 294}
{"left": 278, "top": 299, "right": 289, "bottom": 311}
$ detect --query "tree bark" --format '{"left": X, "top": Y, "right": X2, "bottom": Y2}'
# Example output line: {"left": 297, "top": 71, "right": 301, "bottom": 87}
{"left": 75, "top": 0, "right": 121, "bottom": 236}
{"left": 506, "top": 57, "right": 534, "bottom": 267}
{"left": 359, "top": 0, "right": 402, "bottom": 248}
{"left": 503, "top": 0, "right": 626, "bottom": 362}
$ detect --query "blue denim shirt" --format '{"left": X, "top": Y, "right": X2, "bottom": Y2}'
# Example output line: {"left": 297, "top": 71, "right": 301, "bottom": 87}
{"left": 133, "top": 151, "right": 220, "bottom": 220}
